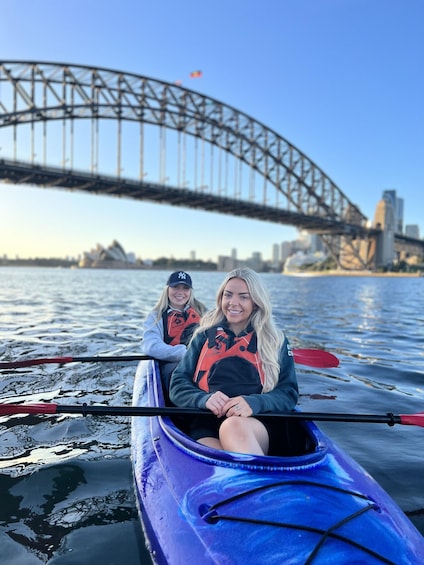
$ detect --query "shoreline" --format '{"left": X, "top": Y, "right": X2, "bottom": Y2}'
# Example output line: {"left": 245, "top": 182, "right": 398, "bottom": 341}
{"left": 283, "top": 270, "right": 423, "bottom": 277}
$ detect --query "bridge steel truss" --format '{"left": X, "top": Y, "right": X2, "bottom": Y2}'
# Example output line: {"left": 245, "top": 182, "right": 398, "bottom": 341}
{"left": 0, "top": 60, "right": 377, "bottom": 269}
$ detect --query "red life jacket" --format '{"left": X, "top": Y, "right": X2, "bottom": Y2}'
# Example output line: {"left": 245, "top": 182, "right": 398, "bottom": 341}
{"left": 162, "top": 306, "right": 200, "bottom": 346}
{"left": 194, "top": 326, "right": 265, "bottom": 397}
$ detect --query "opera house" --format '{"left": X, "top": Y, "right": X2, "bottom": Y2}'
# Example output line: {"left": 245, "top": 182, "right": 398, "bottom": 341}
{"left": 78, "top": 240, "right": 141, "bottom": 269}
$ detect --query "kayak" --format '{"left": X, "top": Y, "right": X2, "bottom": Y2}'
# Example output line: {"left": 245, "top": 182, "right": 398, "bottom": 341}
{"left": 131, "top": 360, "right": 424, "bottom": 564}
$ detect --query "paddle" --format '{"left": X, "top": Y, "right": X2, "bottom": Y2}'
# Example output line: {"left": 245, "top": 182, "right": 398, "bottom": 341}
{"left": 0, "top": 349, "right": 339, "bottom": 370}
{"left": 0, "top": 355, "right": 153, "bottom": 369}
{"left": 292, "top": 349, "right": 339, "bottom": 368}
{"left": 0, "top": 403, "right": 422, "bottom": 427}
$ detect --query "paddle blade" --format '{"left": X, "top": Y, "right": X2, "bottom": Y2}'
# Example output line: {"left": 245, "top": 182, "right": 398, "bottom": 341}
{"left": 0, "top": 403, "right": 58, "bottom": 415}
{"left": 400, "top": 413, "right": 424, "bottom": 427}
{"left": 0, "top": 357, "right": 73, "bottom": 369}
{"left": 293, "top": 349, "right": 339, "bottom": 368}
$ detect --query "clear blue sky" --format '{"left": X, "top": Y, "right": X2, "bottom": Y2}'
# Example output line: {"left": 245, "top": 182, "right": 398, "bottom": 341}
{"left": 1, "top": 0, "right": 423, "bottom": 262}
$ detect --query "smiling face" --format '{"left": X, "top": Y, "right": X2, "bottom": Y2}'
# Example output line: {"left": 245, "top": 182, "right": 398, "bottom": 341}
{"left": 168, "top": 284, "right": 191, "bottom": 310}
{"left": 221, "top": 277, "right": 255, "bottom": 335}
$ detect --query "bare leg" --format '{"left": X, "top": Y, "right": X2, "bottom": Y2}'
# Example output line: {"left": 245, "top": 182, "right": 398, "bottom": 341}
{"left": 198, "top": 437, "right": 223, "bottom": 449}
{"left": 218, "top": 417, "right": 269, "bottom": 455}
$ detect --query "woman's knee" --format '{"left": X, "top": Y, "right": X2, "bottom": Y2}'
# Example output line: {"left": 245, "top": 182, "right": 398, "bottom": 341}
{"left": 219, "top": 416, "right": 245, "bottom": 437}
{"left": 219, "top": 417, "right": 269, "bottom": 454}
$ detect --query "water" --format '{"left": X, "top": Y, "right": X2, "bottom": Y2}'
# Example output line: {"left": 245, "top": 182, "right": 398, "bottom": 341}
{"left": 0, "top": 267, "right": 423, "bottom": 563}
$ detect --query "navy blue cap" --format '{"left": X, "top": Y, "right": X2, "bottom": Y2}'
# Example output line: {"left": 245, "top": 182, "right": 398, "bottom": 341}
{"left": 167, "top": 271, "right": 192, "bottom": 288}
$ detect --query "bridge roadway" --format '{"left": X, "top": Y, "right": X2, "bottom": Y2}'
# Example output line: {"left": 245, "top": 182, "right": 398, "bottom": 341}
{"left": 0, "top": 157, "right": 378, "bottom": 238}
{"left": 3, "top": 156, "right": 422, "bottom": 264}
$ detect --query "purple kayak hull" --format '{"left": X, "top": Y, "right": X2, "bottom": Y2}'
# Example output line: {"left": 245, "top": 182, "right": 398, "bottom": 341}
{"left": 131, "top": 360, "right": 424, "bottom": 564}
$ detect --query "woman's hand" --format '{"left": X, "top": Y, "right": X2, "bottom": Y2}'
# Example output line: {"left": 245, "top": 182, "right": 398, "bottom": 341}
{"left": 223, "top": 396, "right": 253, "bottom": 418}
{"left": 205, "top": 390, "right": 230, "bottom": 417}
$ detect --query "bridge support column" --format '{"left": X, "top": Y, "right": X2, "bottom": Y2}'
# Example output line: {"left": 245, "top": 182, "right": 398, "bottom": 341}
{"left": 321, "top": 234, "right": 376, "bottom": 271}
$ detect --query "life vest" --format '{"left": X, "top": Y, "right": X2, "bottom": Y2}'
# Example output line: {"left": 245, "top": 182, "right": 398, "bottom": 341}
{"left": 162, "top": 306, "right": 200, "bottom": 346}
{"left": 194, "top": 326, "right": 265, "bottom": 397}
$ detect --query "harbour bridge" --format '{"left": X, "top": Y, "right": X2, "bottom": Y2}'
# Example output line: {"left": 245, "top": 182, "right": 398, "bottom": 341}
{"left": 0, "top": 61, "right": 422, "bottom": 269}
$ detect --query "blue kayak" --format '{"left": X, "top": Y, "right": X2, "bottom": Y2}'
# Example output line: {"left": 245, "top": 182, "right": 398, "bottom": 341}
{"left": 131, "top": 360, "right": 424, "bottom": 564}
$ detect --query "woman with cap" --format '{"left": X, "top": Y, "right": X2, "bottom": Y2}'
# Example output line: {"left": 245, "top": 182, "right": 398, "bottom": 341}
{"left": 142, "top": 271, "right": 207, "bottom": 394}
{"left": 169, "top": 268, "right": 298, "bottom": 456}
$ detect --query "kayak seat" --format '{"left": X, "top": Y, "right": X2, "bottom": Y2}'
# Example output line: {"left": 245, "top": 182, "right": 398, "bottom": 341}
{"left": 268, "top": 417, "right": 317, "bottom": 457}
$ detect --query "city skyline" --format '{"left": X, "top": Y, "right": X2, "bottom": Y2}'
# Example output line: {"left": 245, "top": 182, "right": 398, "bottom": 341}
{"left": 2, "top": 187, "right": 419, "bottom": 264}
{"left": 1, "top": 1, "right": 424, "bottom": 260}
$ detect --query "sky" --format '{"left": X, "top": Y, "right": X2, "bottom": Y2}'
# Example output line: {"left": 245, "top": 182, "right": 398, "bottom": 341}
{"left": 1, "top": 0, "right": 423, "bottom": 262}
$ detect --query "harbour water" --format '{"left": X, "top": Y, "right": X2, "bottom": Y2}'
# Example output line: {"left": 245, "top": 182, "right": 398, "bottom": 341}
{"left": 0, "top": 267, "right": 423, "bottom": 564}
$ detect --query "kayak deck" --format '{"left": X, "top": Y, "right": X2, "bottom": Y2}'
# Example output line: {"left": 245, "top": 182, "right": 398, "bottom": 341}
{"left": 132, "top": 360, "right": 424, "bottom": 564}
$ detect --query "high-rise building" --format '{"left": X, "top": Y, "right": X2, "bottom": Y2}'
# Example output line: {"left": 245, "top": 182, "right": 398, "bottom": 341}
{"left": 281, "top": 241, "right": 292, "bottom": 263}
{"left": 382, "top": 190, "right": 404, "bottom": 234}
{"left": 272, "top": 243, "right": 280, "bottom": 264}
{"left": 405, "top": 225, "right": 420, "bottom": 239}
{"left": 382, "top": 189, "right": 396, "bottom": 210}
{"left": 249, "top": 252, "right": 263, "bottom": 272}
{"left": 396, "top": 197, "right": 404, "bottom": 234}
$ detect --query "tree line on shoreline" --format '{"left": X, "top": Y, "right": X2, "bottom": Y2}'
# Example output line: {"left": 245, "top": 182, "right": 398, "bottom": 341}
{"left": 2, "top": 255, "right": 422, "bottom": 274}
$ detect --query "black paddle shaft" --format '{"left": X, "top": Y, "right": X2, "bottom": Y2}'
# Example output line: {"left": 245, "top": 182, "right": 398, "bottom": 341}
{"left": 54, "top": 404, "right": 402, "bottom": 425}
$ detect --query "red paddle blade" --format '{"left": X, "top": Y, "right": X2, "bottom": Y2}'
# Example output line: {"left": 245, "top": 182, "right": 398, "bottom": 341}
{"left": 0, "top": 357, "right": 73, "bottom": 369}
{"left": 400, "top": 413, "right": 424, "bottom": 427}
{"left": 0, "top": 403, "right": 58, "bottom": 415}
{"left": 293, "top": 349, "right": 339, "bottom": 368}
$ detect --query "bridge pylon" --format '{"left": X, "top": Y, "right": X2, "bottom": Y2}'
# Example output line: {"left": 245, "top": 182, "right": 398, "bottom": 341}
{"left": 319, "top": 233, "right": 377, "bottom": 270}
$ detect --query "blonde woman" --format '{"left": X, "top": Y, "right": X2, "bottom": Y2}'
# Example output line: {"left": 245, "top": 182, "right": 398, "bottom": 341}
{"left": 169, "top": 268, "right": 298, "bottom": 455}
{"left": 142, "top": 271, "right": 207, "bottom": 391}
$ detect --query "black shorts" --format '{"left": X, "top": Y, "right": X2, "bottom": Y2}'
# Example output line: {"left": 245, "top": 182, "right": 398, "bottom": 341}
{"left": 188, "top": 414, "right": 222, "bottom": 441}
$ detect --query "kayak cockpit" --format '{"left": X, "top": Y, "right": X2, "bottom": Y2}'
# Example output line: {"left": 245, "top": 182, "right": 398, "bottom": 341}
{"left": 160, "top": 414, "right": 328, "bottom": 470}
{"left": 145, "top": 360, "right": 328, "bottom": 470}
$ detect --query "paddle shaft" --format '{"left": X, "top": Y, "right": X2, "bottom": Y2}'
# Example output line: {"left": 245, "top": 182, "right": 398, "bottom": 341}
{"left": 0, "top": 402, "right": 418, "bottom": 426}
{"left": 54, "top": 408, "right": 403, "bottom": 425}
{"left": 0, "top": 355, "right": 152, "bottom": 369}
{"left": 0, "top": 349, "right": 339, "bottom": 369}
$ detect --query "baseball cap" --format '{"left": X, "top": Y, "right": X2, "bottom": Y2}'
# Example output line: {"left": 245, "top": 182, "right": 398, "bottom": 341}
{"left": 167, "top": 271, "right": 193, "bottom": 288}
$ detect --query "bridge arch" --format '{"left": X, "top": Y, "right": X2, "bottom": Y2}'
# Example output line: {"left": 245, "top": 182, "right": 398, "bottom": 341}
{"left": 0, "top": 60, "right": 374, "bottom": 268}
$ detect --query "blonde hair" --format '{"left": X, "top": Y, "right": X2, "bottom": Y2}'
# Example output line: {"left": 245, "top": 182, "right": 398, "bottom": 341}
{"left": 196, "top": 268, "right": 284, "bottom": 392}
{"left": 152, "top": 278, "right": 207, "bottom": 322}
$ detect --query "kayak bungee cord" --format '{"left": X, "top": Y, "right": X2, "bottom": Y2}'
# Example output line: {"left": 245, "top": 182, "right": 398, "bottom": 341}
{"left": 204, "top": 507, "right": 395, "bottom": 565}
{"left": 199, "top": 480, "right": 397, "bottom": 565}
